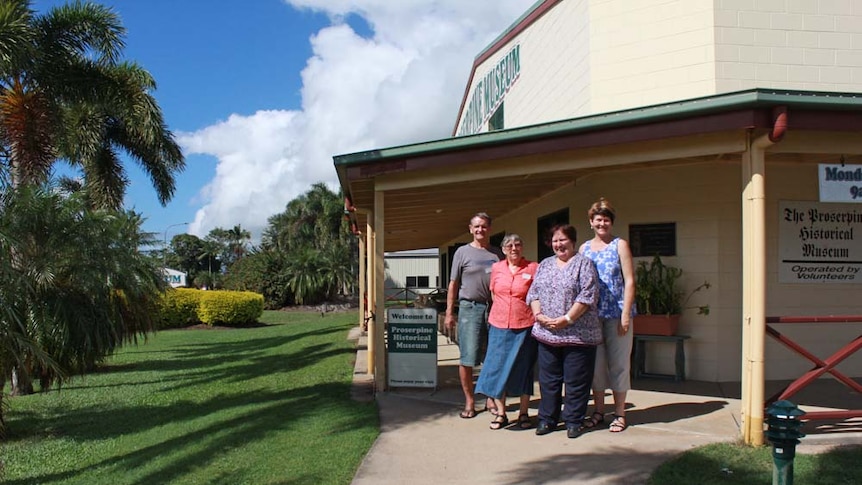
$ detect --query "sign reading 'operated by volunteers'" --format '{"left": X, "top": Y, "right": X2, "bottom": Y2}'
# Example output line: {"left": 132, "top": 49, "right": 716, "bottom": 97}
{"left": 387, "top": 308, "right": 437, "bottom": 388}
{"left": 779, "top": 200, "right": 862, "bottom": 284}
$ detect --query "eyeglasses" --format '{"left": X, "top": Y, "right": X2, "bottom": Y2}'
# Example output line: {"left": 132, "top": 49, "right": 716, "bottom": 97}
{"left": 504, "top": 242, "right": 523, "bottom": 248}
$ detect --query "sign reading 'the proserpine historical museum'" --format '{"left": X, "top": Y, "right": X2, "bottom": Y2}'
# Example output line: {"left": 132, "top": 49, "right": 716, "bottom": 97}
{"left": 387, "top": 308, "right": 437, "bottom": 388}
{"left": 779, "top": 200, "right": 862, "bottom": 283}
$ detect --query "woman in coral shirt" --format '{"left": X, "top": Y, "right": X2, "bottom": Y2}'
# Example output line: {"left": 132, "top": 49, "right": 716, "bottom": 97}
{"left": 475, "top": 233, "right": 539, "bottom": 430}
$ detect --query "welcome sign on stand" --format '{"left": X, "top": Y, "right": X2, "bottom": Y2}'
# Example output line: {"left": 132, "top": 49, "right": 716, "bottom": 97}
{"left": 387, "top": 308, "right": 437, "bottom": 388}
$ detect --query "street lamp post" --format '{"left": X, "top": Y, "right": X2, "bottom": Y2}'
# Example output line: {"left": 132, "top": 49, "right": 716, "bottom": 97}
{"left": 163, "top": 222, "right": 190, "bottom": 269}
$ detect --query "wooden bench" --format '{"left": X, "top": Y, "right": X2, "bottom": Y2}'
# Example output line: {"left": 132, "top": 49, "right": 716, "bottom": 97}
{"left": 632, "top": 334, "right": 691, "bottom": 381}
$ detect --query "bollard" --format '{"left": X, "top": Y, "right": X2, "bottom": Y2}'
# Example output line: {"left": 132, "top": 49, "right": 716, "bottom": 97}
{"left": 764, "top": 400, "right": 806, "bottom": 485}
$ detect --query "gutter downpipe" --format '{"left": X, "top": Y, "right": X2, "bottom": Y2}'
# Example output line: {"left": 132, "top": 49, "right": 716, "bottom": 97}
{"left": 742, "top": 106, "right": 787, "bottom": 446}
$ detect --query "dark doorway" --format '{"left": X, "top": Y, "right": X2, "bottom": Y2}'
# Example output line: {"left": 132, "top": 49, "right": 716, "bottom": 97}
{"left": 537, "top": 208, "right": 570, "bottom": 261}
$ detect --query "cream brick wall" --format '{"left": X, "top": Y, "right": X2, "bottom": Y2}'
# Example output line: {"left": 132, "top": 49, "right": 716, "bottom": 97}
{"left": 715, "top": 0, "right": 862, "bottom": 92}
{"left": 590, "top": 0, "right": 718, "bottom": 112}
{"left": 456, "top": 0, "right": 862, "bottom": 132}
{"left": 454, "top": 159, "right": 861, "bottom": 381}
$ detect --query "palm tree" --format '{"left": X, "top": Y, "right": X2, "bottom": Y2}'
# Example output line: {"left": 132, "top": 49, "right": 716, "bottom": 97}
{"left": 0, "top": 186, "right": 165, "bottom": 426}
{"left": 0, "top": 0, "right": 183, "bottom": 402}
{"left": 256, "top": 184, "right": 357, "bottom": 306}
{"left": 0, "top": 0, "right": 184, "bottom": 207}
{"left": 286, "top": 249, "right": 323, "bottom": 305}
{"left": 197, "top": 238, "right": 222, "bottom": 288}
{"left": 226, "top": 224, "right": 251, "bottom": 264}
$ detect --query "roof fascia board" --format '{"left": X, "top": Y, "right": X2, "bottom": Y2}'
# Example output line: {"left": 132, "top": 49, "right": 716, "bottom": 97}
{"left": 373, "top": 130, "right": 748, "bottom": 192}
{"left": 334, "top": 89, "right": 862, "bottom": 170}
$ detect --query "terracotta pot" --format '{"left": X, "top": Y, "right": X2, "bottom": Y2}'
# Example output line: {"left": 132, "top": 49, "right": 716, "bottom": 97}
{"left": 633, "top": 314, "right": 680, "bottom": 336}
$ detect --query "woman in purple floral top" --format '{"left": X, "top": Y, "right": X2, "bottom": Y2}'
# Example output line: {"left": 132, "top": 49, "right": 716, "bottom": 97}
{"left": 526, "top": 224, "right": 600, "bottom": 439}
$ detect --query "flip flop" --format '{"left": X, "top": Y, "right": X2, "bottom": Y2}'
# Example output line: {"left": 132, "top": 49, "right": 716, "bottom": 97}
{"left": 517, "top": 413, "right": 532, "bottom": 429}
{"left": 459, "top": 409, "right": 477, "bottom": 419}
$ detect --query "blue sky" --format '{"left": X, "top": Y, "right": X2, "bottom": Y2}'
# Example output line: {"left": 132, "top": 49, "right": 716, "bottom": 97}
{"left": 34, "top": 0, "right": 534, "bottom": 243}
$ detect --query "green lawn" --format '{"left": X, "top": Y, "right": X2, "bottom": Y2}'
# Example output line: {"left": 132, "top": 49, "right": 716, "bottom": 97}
{"left": 649, "top": 441, "right": 862, "bottom": 485}
{"left": 1, "top": 311, "right": 379, "bottom": 485}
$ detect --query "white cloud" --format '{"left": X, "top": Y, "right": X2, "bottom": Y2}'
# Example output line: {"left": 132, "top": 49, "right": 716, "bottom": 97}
{"left": 178, "top": 0, "right": 535, "bottom": 238}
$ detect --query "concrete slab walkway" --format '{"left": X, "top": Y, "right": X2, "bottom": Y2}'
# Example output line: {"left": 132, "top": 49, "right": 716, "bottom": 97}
{"left": 349, "top": 330, "right": 862, "bottom": 485}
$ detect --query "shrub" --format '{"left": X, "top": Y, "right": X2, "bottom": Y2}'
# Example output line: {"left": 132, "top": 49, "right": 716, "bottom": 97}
{"left": 157, "top": 288, "right": 204, "bottom": 328}
{"left": 197, "top": 290, "right": 264, "bottom": 326}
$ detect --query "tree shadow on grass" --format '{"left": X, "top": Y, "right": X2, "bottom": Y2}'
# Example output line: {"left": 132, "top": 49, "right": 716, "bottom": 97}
{"left": 54, "top": 324, "right": 350, "bottom": 393}
{"left": 4, "top": 382, "right": 377, "bottom": 484}
{"left": 5, "top": 320, "right": 376, "bottom": 483}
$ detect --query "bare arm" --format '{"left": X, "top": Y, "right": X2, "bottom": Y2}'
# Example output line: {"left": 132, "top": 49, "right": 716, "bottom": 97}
{"left": 618, "top": 238, "right": 636, "bottom": 335}
{"left": 444, "top": 279, "right": 459, "bottom": 328}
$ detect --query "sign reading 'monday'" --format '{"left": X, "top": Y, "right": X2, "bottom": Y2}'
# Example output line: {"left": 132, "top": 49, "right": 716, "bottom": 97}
{"left": 779, "top": 200, "right": 862, "bottom": 283}
{"left": 387, "top": 308, "right": 437, "bottom": 388}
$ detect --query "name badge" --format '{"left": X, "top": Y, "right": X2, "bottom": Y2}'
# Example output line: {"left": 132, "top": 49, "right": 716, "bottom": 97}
{"left": 522, "top": 273, "right": 532, "bottom": 280}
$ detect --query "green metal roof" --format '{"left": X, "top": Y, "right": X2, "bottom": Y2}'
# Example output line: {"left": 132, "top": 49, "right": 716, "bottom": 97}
{"left": 332, "top": 88, "right": 862, "bottom": 167}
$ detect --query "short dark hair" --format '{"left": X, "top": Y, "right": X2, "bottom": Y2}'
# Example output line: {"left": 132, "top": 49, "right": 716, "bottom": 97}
{"left": 549, "top": 223, "right": 577, "bottom": 243}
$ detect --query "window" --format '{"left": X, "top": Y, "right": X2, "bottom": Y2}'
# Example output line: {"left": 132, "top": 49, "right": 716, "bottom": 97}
{"left": 629, "top": 223, "right": 676, "bottom": 257}
{"left": 488, "top": 103, "right": 504, "bottom": 131}
{"left": 406, "top": 276, "right": 430, "bottom": 288}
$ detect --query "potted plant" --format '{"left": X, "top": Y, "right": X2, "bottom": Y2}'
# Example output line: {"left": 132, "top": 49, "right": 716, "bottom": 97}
{"left": 634, "top": 255, "right": 710, "bottom": 335}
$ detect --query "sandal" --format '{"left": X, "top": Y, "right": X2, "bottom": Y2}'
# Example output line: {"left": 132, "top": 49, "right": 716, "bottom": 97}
{"left": 581, "top": 411, "right": 605, "bottom": 429}
{"left": 517, "top": 413, "right": 532, "bottom": 429}
{"left": 490, "top": 414, "right": 509, "bottom": 430}
{"left": 609, "top": 416, "right": 628, "bottom": 433}
{"left": 459, "top": 409, "right": 477, "bottom": 419}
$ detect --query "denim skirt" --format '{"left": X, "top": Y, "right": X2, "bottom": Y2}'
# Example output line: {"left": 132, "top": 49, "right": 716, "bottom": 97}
{"left": 475, "top": 325, "right": 537, "bottom": 399}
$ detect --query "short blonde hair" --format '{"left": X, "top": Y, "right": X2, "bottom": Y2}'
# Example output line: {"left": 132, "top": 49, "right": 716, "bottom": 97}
{"left": 588, "top": 197, "right": 616, "bottom": 223}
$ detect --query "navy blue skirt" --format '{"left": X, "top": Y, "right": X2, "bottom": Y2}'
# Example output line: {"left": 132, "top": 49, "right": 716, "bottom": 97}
{"left": 475, "top": 326, "right": 537, "bottom": 398}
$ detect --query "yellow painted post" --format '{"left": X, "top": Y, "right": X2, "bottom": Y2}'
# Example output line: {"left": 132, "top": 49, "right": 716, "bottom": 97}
{"left": 366, "top": 214, "right": 375, "bottom": 379}
{"left": 373, "top": 190, "right": 387, "bottom": 391}
{"left": 358, "top": 232, "right": 366, "bottom": 329}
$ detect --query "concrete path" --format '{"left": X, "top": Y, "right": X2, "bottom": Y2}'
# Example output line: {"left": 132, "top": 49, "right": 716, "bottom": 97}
{"left": 349, "top": 330, "right": 862, "bottom": 485}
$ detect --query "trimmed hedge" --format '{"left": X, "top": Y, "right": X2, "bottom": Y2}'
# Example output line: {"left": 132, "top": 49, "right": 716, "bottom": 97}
{"left": 198, "top": 290, "right": 264, "bottom": 326}
{"left": 158, "top": 288, "right": 203, "bottom": 328}
{"left": 157, "top": 289, "right": 264, "bottom": 328}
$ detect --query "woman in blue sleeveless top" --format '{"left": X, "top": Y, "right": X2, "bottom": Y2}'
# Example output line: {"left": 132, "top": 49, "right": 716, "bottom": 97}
{"left": 579, "top": 198, "right": 636, "bottom": 433}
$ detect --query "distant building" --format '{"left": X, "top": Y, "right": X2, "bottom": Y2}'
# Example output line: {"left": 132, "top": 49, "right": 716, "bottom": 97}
{"left": 163, "top": 268, "right": 187, "bottom": 288}
{"left": 384, "top": 249, "right": 440, "bottom": 299}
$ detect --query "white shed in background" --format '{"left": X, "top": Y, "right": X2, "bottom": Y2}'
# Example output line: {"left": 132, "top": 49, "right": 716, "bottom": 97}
{"left": 384, "top": 249, "right": 440, "bottom": 298}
